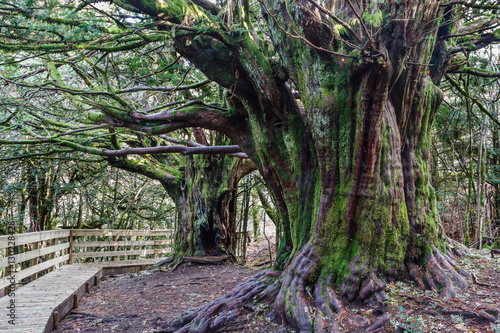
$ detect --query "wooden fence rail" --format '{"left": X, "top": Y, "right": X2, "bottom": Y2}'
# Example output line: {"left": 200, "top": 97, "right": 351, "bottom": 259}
{"left": 0, "top": 229, "right": 173, "bottom": 294}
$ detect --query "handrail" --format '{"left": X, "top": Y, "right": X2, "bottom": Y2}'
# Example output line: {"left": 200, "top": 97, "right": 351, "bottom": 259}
{"left": 0, "top": 229, "right": 174, "bottom": 295}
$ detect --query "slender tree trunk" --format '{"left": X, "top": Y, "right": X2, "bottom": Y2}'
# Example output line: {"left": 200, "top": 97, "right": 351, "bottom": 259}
{"left": 251, "top": 191, "right": 260, "bottom": 240}
{"left": 476, "top": 116, "right": 488, "bottom": 248}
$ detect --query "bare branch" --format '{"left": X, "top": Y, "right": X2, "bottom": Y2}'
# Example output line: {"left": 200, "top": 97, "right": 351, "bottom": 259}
{"left": 116, "top": 79, "right": 210, "bottom": 94}
{"left": 103, "top": 145, "right": 247, "bottom": 158}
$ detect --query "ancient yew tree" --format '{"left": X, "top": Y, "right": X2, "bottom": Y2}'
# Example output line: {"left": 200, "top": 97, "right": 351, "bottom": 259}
{"left": 1, "top": 0, "right": 499, "bottom": 331}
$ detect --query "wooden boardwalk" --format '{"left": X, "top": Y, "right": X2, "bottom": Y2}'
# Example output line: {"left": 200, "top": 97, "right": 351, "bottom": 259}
{"left": 0, "top": 229, "right": 172, "bottom": 332}
{"left": 0, "top": 259, "right": 163, "bottom": 333}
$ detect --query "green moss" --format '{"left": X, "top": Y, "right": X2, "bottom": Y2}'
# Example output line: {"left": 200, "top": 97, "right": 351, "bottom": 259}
{"left": 142, "top": 0, "right": 188, "bottom": 23}
{"left": 362, "top": 10, "right": 384, "bottom": 28}
{"left": 89, "top": 112, "right": 106, "bottom": 122}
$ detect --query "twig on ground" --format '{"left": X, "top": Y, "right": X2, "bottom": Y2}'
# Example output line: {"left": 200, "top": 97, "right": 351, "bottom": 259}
{"left": 472, "top": 272, "right": 496, "bottom": 287}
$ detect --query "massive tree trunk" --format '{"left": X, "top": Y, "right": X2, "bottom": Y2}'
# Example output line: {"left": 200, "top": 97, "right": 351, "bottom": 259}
{"left": 105, "top": 0, "right": 486, "bottom": 331}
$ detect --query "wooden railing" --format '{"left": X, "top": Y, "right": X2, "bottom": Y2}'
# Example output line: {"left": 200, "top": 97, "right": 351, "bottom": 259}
{"left": 70, "top": 229, "right": 173, "bottom": 262}
{"left": 0, "top": 229, "right": 173, "bottom": 294}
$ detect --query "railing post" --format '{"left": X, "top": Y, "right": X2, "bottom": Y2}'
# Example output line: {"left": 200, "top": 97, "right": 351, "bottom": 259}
{"left": 68, "top": 230, "right": 73, "bottom": 265}
{"left": 153, "top": 232, "right": 158, "bottom": 259}
{"left": 112, "top": 235, "right": 117, "bottom": 261}
{"left": 4, "top": 244, "right": 14, "bottom": 295}
{"left": 30, "top": 241, "right": 39, "bottom": 281}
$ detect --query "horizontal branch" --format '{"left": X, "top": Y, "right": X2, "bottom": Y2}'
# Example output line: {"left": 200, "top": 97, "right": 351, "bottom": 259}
{"left": 128, "top": 100, "right": 233, "bottom": 131}
{"left": 449, "top": 33, "right": 500, "bottom": 55}
{"left": 115, "top": 79, "right": 211, "bottom": 94}
{"left": 2, "top": 3, "right": 114, "bottom": 33}
{"left": 447, "top": 20, "right": 500, "bottom": 39}
{"left": 0, "top": 148, "right": 75, "bottom": 161}
{"left": 52, "top": 124, "right": 110, "bottom": 138}
{"left": 0, "top": 32, "right": 170, "bottom": 53}
{"left": 447, "top": 67, "right": 500, "bottom": 77}
{"left": 103, "top": 145, "right": 248, "bottom": 158}
{"left": 439, "top": 0, "right": 500, "bottom": 10}
{"left": 158, "top": 135, "right": 202, "bottom": 147}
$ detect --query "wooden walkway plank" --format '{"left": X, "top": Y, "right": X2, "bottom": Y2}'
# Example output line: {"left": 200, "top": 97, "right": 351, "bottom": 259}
{"left": 0, "top": 258, "right": 165, "bottom": 333}
{"left": 0, "top": 265, "right": 101, "bottom": 333}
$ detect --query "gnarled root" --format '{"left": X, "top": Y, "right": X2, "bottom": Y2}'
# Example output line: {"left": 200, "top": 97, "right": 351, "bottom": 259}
{"left": 274, "top": 244, "right": 322, "bottom": 332}
{"left": 162, "top": 244, "right": 471, "bottom": 332}
{"left": 160, "top": 270, "right": 280, "bottom": 332}
{"left": 408, "top": 246, "right": 469, "bottom": 300}
{"left": 273, "top": 244, "right": 385, "bottom": 332}
{"left": 339, "top": 262, "right": 386, "bottom": 307}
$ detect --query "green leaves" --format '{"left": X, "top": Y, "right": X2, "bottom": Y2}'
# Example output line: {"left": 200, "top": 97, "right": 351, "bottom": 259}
{"left": 362, "top": 9, "right": 383, "bottom": 28}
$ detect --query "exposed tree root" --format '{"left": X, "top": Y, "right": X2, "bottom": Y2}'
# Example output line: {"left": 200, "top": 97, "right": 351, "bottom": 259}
{"left": 446, "top": 236, "right": 471, "bottom": 257}
{"left": 172, "top": 256, "right": 232, "bottom": 270}
{"left": 160, "top": 270, "right": 281, "bottom": 332}
{"left": 471, "top": 272, "right": 498, "bottom": 288}
{"left": 442, "top": 310, "right": 498, "bottom": 323}
{"left": 161, "top": 244, "right": 472, "bottom": 332}
{"left": 364, "top": 312, "right": 392, "bottom": 332}
{"left": 148, "top": 256, "right": 175, "bottom": 270}
{"left": 150, "top": 256, "right": 233, "bottom": 272}
{"left": 408, "top": 247, "right": 469, "bottom": 300}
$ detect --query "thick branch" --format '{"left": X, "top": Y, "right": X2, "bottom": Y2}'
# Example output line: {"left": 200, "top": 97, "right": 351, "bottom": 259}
{"left": 119, "top": 100, "right": 242, "bottom": 137}
{"left": 447, "top": 67, "right": 500, "bottom": 77}
{"left": 115, "top": 79, "right": 210, "bottom": 94}
{"left": 103, "top": 145, "right": 247, "bottom": 158}
{"left": 449, "top": 33, "right": 500, "bottom": 54}
{"left": 189, "top": 0, "right": 221, "bottom": 15}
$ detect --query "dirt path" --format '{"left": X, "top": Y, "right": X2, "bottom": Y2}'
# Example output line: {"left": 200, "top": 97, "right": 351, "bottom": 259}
{"left": 54, "top": 248, "right": 500, "bottom": 333}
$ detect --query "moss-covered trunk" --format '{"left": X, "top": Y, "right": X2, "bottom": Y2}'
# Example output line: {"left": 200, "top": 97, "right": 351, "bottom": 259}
{"left": 107, "top": 140, "right": 254, "bottom": 260}
{"left": 174, "top": 154, "right": 253, "bottom": 258}
{"left": 109, "top": 0, "right": 474, "bottom": 331}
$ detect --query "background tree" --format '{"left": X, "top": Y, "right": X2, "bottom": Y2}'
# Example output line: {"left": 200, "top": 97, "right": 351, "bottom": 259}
{"left": 432, "top": 47, "right": 500, "bottom": 248}
{"left": 0, "top": 33, "right": 255, "bottom": 260}
{"left": 1, "top": 0, "right": 500, "bottom": 332}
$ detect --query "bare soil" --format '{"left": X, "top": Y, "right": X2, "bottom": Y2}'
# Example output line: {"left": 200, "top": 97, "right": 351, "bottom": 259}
{"left": 54, "top": 244, "right": 500, "bottom": 333}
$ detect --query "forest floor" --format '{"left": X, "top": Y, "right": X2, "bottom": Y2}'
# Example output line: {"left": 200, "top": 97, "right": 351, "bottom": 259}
{"left": 53, "top": 238, "right": 500, "bottom": 333}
